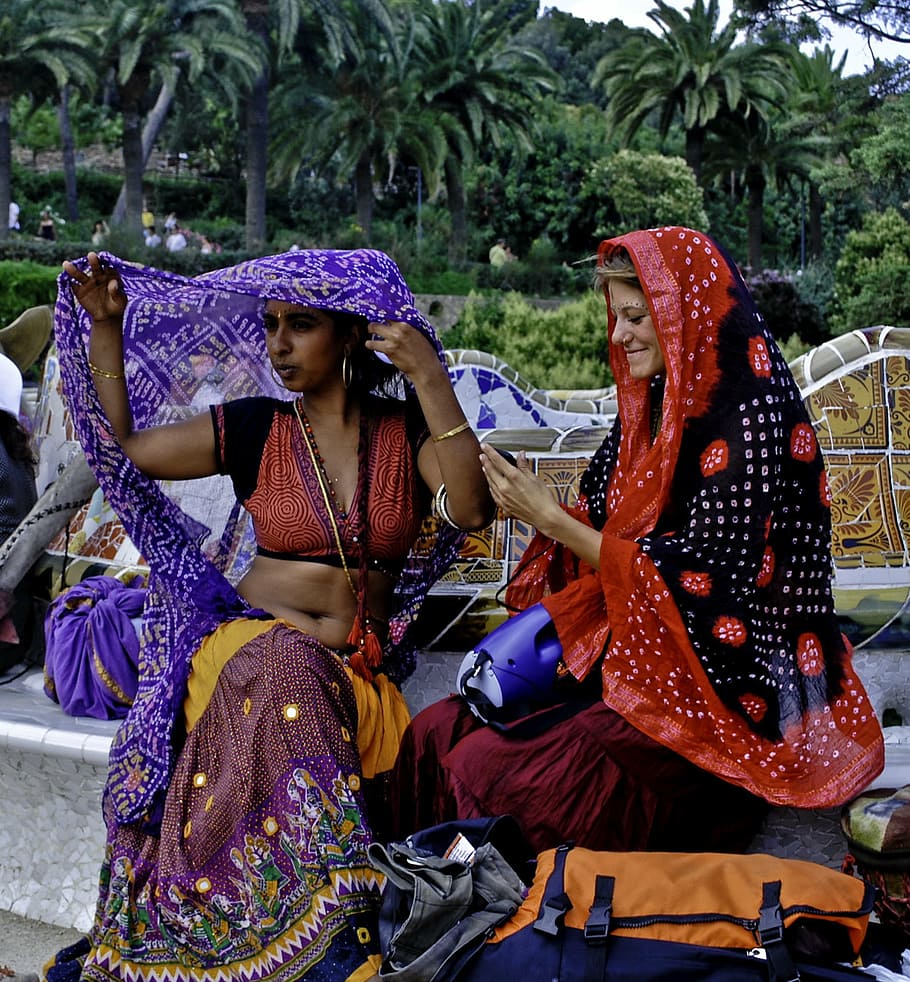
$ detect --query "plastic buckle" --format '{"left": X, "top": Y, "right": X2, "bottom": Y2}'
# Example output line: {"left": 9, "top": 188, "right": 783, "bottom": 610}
{"left": 757, "top": 881, "right": 800, "bottom": 982}
{"left": 583, "top": 904, "right": 611, "bottom": 942}
{"left": 533, "top": 892, "right": 572, "bottom": 936}
{"left": 584, "top": 874, "right": 615, "bottom": 944}
{"left": 758, "top": 902, "right": 785, "bottom": 946}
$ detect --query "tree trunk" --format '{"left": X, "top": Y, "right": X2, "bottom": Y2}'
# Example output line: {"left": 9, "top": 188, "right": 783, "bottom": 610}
{"left": 120, "top": 97, "right": 146, "bottom": 236}
{"left": 355, "top": 153, "right": 374, "bottom": 243}
{"left": 745, "top": 163, "right": 766, "bottom": 274}
{"left": 244, "top": 2, "right": 270, "bottom": 253}
{"left": 0, "top": 94, "right": 11, "bottom": 243}
{"left": 808, "top": 181, "right": 823, "bottom": 261}
{"left": 57, "top": 84, "right": 79, "bottom": 223}
{"left": 111, "top": 83, "right": 174, "bottom": 227}
{"left": 244, "top": 76, "right": 269, "bottom": 252}
{"left": 0, "top": 454, "right": 97, "bottom": 599}
{"left": 685, "top": 125, "right": 706, "bottom": 185}
{"left": 445, "top": 157, "right": 467, "bottom": 266}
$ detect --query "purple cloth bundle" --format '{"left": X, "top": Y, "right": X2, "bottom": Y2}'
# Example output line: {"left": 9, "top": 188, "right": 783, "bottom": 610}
{"left": 43, "top": 575, "right": 145, "bottom": 719}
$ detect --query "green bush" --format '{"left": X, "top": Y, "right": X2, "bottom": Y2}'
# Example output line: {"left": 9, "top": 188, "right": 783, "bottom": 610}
{"left": 830, "top": 208, "right": 910, "bottom": 335}
{"left": 791, "top": 260, "right": 835, "bottom": 328}
{"left": 0, "top": 260, "right": 59, "bottom": 325}
{"left": 10, "top": 162, "right": 121, "bottom": 232}
{"left": 476, "top": 257, "right": 588, "bottom": 297}
{"left": 777, "top": 332, "right": 813, "bottom": 364}
{"left": 446, "top": 289, "right": 611, "bottom": 390}
{"left": 582, "top": 150, "right": 709, "bottom": 238}
{"left": 409, "top": 268, "right": 478, "bottom": 295}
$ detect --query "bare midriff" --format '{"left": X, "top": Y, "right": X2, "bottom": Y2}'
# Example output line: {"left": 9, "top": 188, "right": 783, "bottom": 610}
{"left": 237, "top": 554, "right": 396, "bottom": 650}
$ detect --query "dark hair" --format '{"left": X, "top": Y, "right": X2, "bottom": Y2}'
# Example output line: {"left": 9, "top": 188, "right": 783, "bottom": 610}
{"left": 0, "top": 411, "right": 36, "bottom": 477}
{"left": 331, "top": 311, "right": 403, "bottom": 400}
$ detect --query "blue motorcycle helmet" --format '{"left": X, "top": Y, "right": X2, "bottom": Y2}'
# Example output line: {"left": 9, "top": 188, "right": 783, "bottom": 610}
{"left": 457, "top": 602, "right": 566, "bottom": 726}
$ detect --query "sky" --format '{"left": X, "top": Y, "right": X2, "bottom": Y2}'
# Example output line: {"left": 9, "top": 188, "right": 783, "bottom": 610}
{"left": 539, "top": 0, "right": 906, "bottom": 77}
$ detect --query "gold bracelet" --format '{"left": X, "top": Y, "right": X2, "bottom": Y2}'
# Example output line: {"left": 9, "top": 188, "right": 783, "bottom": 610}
{"left": 88, "top": 359, "right": 125, "bottom": 380}
{"left": 432, "top": 420, "right": 471, "bottom": 444}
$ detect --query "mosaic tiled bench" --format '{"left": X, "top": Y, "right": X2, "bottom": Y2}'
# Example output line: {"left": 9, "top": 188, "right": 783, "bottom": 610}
{"left": 0, "top": 669, "right": 116, "bottom": 932}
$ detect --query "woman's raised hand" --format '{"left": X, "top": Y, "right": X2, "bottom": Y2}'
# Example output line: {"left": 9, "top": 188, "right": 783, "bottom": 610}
{"left": 365, "top": 320, "right": 442, "bottom": 384}
{"left": 62, "top": 252, "right": 127, "bottom": 325}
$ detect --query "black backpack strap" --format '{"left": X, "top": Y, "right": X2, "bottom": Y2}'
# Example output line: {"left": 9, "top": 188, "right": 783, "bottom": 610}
{"left": 584, "top": 874, "right": 615, "bottom": 980}
{"left": 533, "top": 842, "right": 574, "bottom": 936}
{"left": 758, "top": 879, "right": 800, "bottom": 982}
{"left": 584, "top": 874, "right": 614, "bottom": 942}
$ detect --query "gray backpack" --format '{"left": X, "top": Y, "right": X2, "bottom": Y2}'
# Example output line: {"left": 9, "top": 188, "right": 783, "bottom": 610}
{"left": 368, "top": 817, "right": 531, "bottom": 982}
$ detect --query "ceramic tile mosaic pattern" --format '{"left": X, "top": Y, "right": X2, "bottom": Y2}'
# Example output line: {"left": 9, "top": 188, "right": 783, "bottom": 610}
{"left": 797, "top": 330, "right": 910, "bottom": 577}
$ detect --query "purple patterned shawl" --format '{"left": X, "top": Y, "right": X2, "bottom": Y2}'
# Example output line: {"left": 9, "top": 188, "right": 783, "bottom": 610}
{"left": 54, "top": 249, "right": 463, "bottom": 826}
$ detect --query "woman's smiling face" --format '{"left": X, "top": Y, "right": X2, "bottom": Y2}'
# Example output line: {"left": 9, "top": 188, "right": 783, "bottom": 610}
{"left": 609, "top": 280, "right": 665, "bottom": 380}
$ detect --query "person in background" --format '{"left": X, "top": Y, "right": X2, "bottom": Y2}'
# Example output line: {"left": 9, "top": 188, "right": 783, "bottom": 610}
{"left": 143, "top": 225, "right": 162, "bottom": 248}
{"left": 0, "top": 351, "right": 37, "bottom": 673}
{"left": 141, "top": 199, "right": 155, "bottom": 233}
{"left": 48, "top": 247, "right": 493, "bottom": 980}
{"left": 488, "top": 237, "right": 508, "bottom": 267}
{"left": 8, "top": 200, "right": 20, "bottom": 232}
{"left": 91, "top": 220, "right": 110, "bottom": 247}
{"left": 38, "top": 209, "right": 56, "bottom": 241}
{"left": 165, "top": 224, "right": 187, "bottom": 252}
{"left": 390, "top": 226, "right": 884, "bottom": 856}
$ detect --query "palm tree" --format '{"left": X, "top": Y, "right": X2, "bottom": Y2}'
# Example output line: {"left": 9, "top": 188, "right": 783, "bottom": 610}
{"left": 270, "top": 0, "right": 425, "bottom": 244}
{"left": 596, "top": 0, "right": 790, "bottom": 183}
{"left": 787, "top": 45, "right": 848, "bottom": 259}
{"left": 0, "top": 5, "right": 95, "bottom": 240}
{"left": 88, "top": 0, "right": 262, "bottom": 234}
{"left": 411, "top": 0, "right": 558, "bottom": 263}
{"left": 706, "top": 103, "right": 831, "bottom": 271}
{"left": 241, "top": 0, "right": 302, "bottom": 252}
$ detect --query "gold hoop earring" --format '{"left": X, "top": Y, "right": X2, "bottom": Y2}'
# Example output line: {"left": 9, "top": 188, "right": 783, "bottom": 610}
{"left": 270, "top": 365, "right": 285, "bottom": 389}
{"left": 342, "top": 352, "right": 353, "bottom": 389}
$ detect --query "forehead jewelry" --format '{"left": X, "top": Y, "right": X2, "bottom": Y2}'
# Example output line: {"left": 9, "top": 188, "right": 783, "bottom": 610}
{"left": 611, "top": 299, "right": 650, "bottom": 316}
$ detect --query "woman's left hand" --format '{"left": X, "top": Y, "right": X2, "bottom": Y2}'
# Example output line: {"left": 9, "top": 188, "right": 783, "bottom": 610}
{"left": 366, "top": 321, "right": 443, "bottom": 384}
{"left": 480, "top": 444, "right": 561, "bottom": 529}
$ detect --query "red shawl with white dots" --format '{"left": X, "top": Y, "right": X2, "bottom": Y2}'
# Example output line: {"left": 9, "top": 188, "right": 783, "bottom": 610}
{"left": 509, "top": 227, "right": 883, "bottom": 807}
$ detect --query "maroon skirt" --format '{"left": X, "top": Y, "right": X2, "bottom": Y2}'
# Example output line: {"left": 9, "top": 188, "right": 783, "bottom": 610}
{"left": 389, "top": 695, "right": 768, "bottom": 854}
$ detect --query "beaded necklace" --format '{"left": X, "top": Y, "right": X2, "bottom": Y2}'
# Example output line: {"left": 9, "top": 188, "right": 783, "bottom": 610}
{"left": 296, "top": 403, "right": 353, "bottom": 518}
{"left": 293, "top": 398, "right": 382, "bottom": 679}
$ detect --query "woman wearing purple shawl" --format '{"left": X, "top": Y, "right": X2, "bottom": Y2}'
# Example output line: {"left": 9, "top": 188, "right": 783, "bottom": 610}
{"left": 49, "top": 249, "right": 492, "bottom": 981}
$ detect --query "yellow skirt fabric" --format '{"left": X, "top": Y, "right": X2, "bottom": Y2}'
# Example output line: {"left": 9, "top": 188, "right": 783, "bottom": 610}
{"left": 184, "top": 616, "right": 411, "bottom": 778}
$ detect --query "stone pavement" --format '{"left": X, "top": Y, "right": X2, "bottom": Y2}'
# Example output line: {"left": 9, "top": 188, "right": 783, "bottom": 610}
{"left": 0, "top": 909, "right": 83, "bottom": 978}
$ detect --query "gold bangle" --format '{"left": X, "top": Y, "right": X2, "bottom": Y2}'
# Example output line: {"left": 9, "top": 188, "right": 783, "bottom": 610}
{"left": 88, "top": 359, "right": 125, "bottom": 380}
{"left": 432, "top": 420, "right": 471, "bottom": 444}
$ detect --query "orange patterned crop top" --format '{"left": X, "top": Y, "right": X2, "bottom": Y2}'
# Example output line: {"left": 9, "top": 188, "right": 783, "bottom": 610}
{"left": 211, "top": 396, "right": 428, "bottom": 573}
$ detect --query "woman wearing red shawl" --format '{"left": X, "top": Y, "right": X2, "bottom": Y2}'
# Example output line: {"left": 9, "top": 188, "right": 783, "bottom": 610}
{"left": 390, "top": 226, "right": 884, "bottom": 855}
